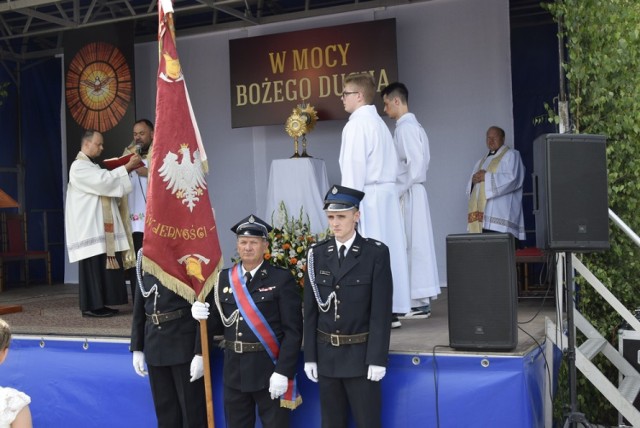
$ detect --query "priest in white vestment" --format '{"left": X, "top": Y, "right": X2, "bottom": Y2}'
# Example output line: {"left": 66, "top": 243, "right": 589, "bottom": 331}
{"left": 466, "top": 126, "right": 526, "bottom": 240}
{"left": 338, "top": 73, "right": 411, "bottom": 324}
{"left": 123, "top": 119, "right": 153, "bottom": 248}
{"left": 382, "top": 82, "right": 441, "bottom": 319}
{"left": 121, "top": 119, "right": 154, "bottom": 300}
{"left": 65, "top": 130, "right": 141, "bottom": 317}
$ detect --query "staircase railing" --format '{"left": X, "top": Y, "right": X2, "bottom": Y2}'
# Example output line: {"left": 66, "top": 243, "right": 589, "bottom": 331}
{"left": 544, "top": 209, "right": 640, "bottom": 427}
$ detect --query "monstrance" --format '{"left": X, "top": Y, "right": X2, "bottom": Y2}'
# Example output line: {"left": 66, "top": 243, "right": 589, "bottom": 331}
{"left": 285, "top": 101, "right": 318, "bottom": 158}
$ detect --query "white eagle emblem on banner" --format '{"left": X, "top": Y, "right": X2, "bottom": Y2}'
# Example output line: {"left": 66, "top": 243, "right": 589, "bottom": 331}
{"left": 158, "top": 143, "right": 207, "bottom": 211}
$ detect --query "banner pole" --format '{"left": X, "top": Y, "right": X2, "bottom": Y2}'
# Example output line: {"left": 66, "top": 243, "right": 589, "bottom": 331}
{"left": 200, "top": 319, "right": 215, "bottom": 427}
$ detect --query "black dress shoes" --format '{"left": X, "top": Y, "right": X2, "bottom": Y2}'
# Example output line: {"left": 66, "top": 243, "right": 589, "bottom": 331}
{"left": 103, "top": 306, "right": 120, "bottom": 315}
{"left": 82, "top": 308, "right": 115, "bottom": 318}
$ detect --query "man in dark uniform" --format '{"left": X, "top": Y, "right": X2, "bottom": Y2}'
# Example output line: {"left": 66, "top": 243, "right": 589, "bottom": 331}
{"left": 130, "top": 271, "right": 206, "bottom": 427}
{"left": 303, "top": 185, "right": 393, "bottom": 428}
{"left": 191, "top": 214, "right": 303, "bottom": 428}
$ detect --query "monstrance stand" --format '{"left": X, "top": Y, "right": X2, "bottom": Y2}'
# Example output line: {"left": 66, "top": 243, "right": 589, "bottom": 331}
{"left": 300, "top": 134, "right": 310, "bottom": 158}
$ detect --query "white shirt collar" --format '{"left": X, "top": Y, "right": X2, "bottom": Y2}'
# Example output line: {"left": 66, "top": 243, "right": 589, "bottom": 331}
{"left": 336, "top": 232, "right": 357, "bottom": 253}
{"left": 242, "top": 261, "right": 263, "bottom": 278}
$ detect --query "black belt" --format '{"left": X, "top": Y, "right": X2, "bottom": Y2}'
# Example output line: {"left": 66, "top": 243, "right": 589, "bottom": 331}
{"left": 317, "top": 330, "right": 369, "bottom": 346}
{"left": 145, "top": 309, "right": 184, "bottom": 325}
{"left": 222, "top": 340, "right": 265, "bottom": 353}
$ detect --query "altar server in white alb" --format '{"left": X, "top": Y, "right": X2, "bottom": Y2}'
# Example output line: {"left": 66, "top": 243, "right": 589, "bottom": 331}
{"left": 466, "top": 126, "right": 526, "bottom": 241}
{"left": 65, "top": 129, "right": 142, "bottom": 318}
{"left": 381, "top": 82, "right": 440, "bottom": 319}
{"left": 338, "top": 72, "right": 411, "bottom": 326}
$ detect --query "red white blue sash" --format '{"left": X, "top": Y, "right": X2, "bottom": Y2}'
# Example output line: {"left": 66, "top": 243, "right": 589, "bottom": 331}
{"left": 228, "top": 263, "right": 302, "bottom": 409}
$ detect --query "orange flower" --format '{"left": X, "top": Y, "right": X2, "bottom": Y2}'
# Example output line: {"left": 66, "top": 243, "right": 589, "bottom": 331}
{"left": 262, "top": 202, "right": 327, "bottom": 297}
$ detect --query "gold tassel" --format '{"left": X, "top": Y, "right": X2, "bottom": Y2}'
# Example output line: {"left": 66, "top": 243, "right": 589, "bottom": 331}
{"left": 106, "top": 255, "right": 120, "bottom": 269}
{"left": 279, "top": 395, "right": 302, "bottom": 410}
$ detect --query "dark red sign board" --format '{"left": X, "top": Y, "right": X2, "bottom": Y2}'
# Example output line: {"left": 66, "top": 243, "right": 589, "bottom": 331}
{"left": 229, "top": 19, "right": 398, "bottom": 128}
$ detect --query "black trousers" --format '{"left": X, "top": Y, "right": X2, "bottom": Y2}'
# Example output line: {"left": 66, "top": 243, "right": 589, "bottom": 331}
{"left": 223, "top": 384, "right": 290, "bottom": 428}
{"left": 147, "top": 362, "right": 207, "bottom": 428}
{"left": 127, "top": 231, "right": 144, "bottom": 303}
{"left": 318, "top": 375, "right": 381, "bottom": 428}
{"left": 78, "top": 252, "right": 127, "bottom": 312}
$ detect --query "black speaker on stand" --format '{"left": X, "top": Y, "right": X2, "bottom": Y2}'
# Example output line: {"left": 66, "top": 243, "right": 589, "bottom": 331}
{"left": 533, "top": 133, "right": 610, "bottom": 427}
{"left": 446, "top": 233, "right": 517, "bottom": 351}
{"left": 533, "top": 133, "right": 609, "bottom": 251}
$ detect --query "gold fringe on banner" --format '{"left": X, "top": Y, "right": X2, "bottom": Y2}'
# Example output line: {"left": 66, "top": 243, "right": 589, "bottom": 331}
{"left": 141, "top": 254, "right": 222, "bottom": 303}
{"left": 280, "top": 396, "right": 303, "bottom": 410}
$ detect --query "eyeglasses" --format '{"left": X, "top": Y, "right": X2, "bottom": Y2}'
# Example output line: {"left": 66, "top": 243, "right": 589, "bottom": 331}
{"left": 341, "top": 91, "right": 359, "bottom": 98}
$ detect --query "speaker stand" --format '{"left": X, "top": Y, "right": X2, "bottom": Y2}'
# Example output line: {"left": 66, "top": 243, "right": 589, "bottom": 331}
{"left": 562, "top": 252, "right": 591, "bottom": 428}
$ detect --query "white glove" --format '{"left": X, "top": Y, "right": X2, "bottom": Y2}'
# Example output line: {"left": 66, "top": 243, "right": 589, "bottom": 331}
{"left": 269, "top": 372, "right": 289, "bottom": 400}
{"left": 304, "top": 362, "right": 318, "bottom": 383}
{"left": 190, "top": 355, "right": 204, "bottom": 382}
{"left": 191, "top": 301, "right": 210, "bottom": 321}
{"left": 132, "top": 351, "right": 148, "bottom": 377}
{"left": 367, "top": 365, "right": 386, "bottom": 382}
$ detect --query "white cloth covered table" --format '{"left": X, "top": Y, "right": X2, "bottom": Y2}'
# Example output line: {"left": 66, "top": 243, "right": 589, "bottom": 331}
{"left": 265, "top": 158, "right": 329, "bottom": 235}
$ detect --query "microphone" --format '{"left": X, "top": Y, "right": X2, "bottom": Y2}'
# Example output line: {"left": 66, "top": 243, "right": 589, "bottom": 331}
{"left": 135, "top": 142, "right": 143, "bottom": 155}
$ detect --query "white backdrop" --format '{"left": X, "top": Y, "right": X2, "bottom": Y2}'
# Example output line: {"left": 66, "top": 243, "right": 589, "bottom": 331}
{"left": 65, "top": 0, "right": 513, "bottom": 286}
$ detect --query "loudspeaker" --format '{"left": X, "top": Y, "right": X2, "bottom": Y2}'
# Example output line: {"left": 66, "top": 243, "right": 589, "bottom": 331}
{"left": 446, "top": 233, "right": 517, "bottom": 350}
{"left": 533, "top": 133, "right": 609, "bottom": 251}
{"left": 618, "top": 330, "right": 640, "bottom": 416}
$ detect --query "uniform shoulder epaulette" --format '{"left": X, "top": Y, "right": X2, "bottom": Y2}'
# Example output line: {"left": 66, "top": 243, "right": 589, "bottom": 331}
{"left": 363, "top": 237, "right": 388, "bottom": 248}
{"left": 311, "top": 237, "right": 332, "bottom": 248}
{"left": 269, "top": 264, "right": 288, "bottom": 272}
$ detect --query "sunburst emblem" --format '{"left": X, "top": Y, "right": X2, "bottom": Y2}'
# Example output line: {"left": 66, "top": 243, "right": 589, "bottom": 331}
{"left": 298, "top": 102, "right": 318, "bottom": 133}
{"left": 285, "top": 111, "right": 307, "bottom": 138}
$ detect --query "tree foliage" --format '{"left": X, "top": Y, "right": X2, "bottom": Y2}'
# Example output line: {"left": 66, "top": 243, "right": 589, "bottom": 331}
{"left": 544, "top": 0, "right": 640, "bottom": 424}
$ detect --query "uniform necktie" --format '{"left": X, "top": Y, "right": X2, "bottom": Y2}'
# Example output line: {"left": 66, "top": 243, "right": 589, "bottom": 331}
{"left": 245, "top": 272, "right": 252, "bottom": 284}
{"left": 338, "top": 245, "right": 346, "bottom": 266}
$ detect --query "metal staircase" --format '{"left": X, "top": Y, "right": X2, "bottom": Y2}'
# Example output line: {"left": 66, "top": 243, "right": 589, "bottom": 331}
{"left": 544, "top": 210, "right": 640, "bottom": 427}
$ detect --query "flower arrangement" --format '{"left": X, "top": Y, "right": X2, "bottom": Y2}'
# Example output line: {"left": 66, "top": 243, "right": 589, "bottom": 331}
{"left": 265, "top": 201, "right": 327, "bottom": 291}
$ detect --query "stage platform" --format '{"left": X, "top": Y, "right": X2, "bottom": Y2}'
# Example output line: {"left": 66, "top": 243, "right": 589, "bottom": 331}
{"left": 0, "top": 283, "right": 557, "bottom": 427}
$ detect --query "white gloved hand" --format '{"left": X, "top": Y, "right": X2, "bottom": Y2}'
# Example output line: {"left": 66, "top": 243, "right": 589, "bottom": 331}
{"left": 367, "top": 365, "right": 386, "bottom": 382}
{"left": 132, "top": 351, "right": 148, "bottom": 377}
{"left": 269, "top": 372, "right": 289, "bottom": 400}
{"left": 304, "top": 362, "right": 318, "bottom": 383}
{"left": 190, "top": 355, "right": 204, "bottom": 382}
{"left": 191, "top": 301, "right": 210, "bottom": 321}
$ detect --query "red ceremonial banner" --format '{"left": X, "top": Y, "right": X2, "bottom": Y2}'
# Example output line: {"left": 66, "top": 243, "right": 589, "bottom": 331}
{"left": 142, "top": 0, "right": 223, "bottom": 302}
